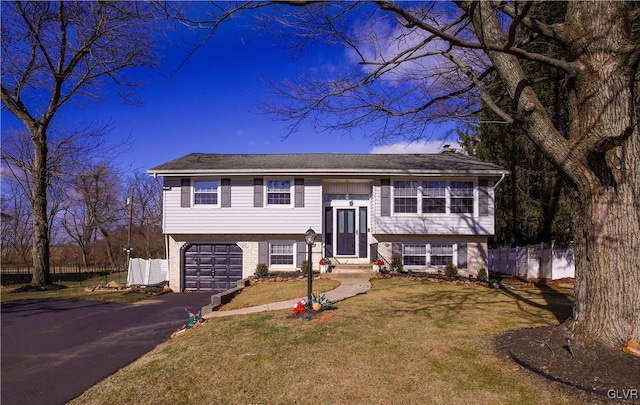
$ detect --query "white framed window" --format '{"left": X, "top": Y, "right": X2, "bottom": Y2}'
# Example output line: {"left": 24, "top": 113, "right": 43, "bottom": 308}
{"left": 401, "top": 243, "right": 456, "bottom": 267}
{"left": 450, "top": 181, "right": 474, "bottom": 214}
{"left": 422, "top": 181, "right": 446, "bottom": 213}
{"left": 270, "top": 243, "right": 294, "bottom": 265}
{"left": 267, "top": 179, "right": 291, "bottom": 205}
{"left": 430, "top": 243, "right": 454, "bottom": 266}
{"left": 393, "top": 181, "right": 418, "bottom": 213}
{"left": 193, "top": 180, "right": 218, "bottom": 205}
{"left": 403, "top": 244, "right": 427, "bottom": 266}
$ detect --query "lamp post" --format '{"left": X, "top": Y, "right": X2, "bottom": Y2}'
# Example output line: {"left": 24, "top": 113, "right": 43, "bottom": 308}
{"left": 304, "top": 228, "right": 316, "bottom": 304}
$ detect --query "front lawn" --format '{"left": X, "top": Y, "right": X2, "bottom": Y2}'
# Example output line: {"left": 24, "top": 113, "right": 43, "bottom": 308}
{"left": 219, "top": 278, "right": 340, "bottom": 310}
{"left": 70, "top": 277, "right": 583, "bottom": 405}
{"left": 0, "top": 272, "right": 147, "bottom": 304}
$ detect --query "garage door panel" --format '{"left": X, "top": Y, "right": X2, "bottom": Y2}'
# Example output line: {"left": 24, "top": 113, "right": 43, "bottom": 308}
{"left": 184, "top": 244, "right": 243, "bottom": 292}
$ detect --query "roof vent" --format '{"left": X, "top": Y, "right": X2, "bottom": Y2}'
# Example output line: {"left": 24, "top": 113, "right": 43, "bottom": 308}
{"left": 441, "top": 144, "right": 455, "bottom": 154}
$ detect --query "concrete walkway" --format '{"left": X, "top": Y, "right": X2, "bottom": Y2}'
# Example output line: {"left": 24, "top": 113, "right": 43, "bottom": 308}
{"left": 203, "top": 274, "right": 372, "bottom": 318}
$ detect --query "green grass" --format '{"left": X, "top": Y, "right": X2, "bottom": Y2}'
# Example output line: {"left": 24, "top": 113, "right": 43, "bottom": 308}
{"left": 0, "top": 272, "right": 147, "bottom": 304}
{"left": 220, "top": 278, "right": 340, "bottom": 310}
{"left": 70, "top": 277, "right": 581, "bottom": 405}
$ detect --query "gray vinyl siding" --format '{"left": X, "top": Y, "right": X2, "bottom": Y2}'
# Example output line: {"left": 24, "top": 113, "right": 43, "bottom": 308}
{"left": 164, "top": 177, "right": 322, "bottom": 234}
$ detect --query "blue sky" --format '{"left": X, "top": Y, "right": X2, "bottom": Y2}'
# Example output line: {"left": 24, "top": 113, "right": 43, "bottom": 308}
{"left": 1, "top": 9, "right": 454, "bottom": 173}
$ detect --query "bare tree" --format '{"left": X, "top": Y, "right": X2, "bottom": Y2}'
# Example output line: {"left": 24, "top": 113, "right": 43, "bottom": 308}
{"left": 128, "top": 172, "right": 164, "bottom": 259}
{"left": 0, "top": 181, "right": 32, "bottom": 265}
{"left": 70, "top": 161, "right": 126, "bottom": 267}
{"left": 1, "top": 1, "right": 160, "bottom": 287}
{"left": 170, "top": 1, "right": 640, "bottom": 348}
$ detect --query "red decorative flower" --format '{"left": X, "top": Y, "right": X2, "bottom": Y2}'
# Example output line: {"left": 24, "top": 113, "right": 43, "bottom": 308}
{"left": 376, "top": 259, "right": 384, "bottom": 266}
{"left": 293, "top": 301, "right": 306, "bottom": 315}
{"left": 319, "top": 258, "right": 326, "bottom": 265}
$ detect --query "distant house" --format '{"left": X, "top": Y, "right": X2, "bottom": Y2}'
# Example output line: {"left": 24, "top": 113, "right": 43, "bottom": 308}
{"left": 148, "top": 149, "right": 508, "bottom": 292}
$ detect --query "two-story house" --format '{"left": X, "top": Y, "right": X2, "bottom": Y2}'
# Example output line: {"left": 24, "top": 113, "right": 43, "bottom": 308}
{"left": 148, "top": 149, "right": 508, "bottom": 292}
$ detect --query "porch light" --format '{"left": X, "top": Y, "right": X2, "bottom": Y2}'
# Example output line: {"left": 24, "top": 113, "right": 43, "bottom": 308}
{"left": 305, "top": 228, "right": 316, "bottom": 304}
{"left": 305, "top": 228, "right": 317, "bottom": 245}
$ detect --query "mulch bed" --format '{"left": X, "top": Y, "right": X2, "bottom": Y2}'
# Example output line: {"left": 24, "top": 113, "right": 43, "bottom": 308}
{"left": 496, "top": 324, "right": 640, "bottom": 403}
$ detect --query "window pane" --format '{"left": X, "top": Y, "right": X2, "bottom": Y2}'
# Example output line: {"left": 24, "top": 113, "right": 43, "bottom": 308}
{"left": 270, "top": 244, "right": 294, "bottom": 265}
{"left": 423, "top": 181, "right": 446, "bottom": 197}
{"left": 394, "top": 197, "right": 417, "bottom": 213}
{"left": 267, "top": 193, "right": 291, "bottom": 205}
{"left": 423, "top": 198, "right": 446, "bottom": 213}
{"left": 450, "top": 181, "right": 473, "bottom": 213}
{"left": 394, "top": 181, "right": 418, "bottom": 196}
{"left": 194, "top": 180, "right": 218, "bottom": 205}
{"left": 267, "top": 180, "right": 291, "bottom": 205}
{"left": 451, "top": 181, "right": 473, "bottom": 197}
{"left": 267, "top": 180, "right": 291, "bottom": 192}
{"left": 403, "top": 244, "right": 426, "bottom": 255}
{"left": 403, "top": 244, "right": 426, "bottom": 266}
{"left": 431, "top": 244, "right": 453, "bottom": 266}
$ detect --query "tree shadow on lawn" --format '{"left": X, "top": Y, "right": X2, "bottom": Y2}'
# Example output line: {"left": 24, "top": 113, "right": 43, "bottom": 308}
{"left": 370, "top": 280, "right": 570, "bottom": 328}
{"left": 494, "top": 284, "right": 640, "bottom": 404}
{"left": 371, "top": 280, "right": 640, "bottom": 403}
{"left": 498, "top": 281, "right": 573, "bottom": 324}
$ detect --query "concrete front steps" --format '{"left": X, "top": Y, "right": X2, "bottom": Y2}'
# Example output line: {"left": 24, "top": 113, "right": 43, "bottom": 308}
{"left": 320, "top": 264, "right": 375, "bottom": 278}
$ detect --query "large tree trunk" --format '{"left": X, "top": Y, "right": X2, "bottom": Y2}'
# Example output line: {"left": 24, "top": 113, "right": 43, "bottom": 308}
{"left": 468, "top": 1, "right": 640, "bottom": 347}
{"left": 565, "top": 1, "right": 640, "bottom": 346}
{"left": 31, "top": 126, "right": 52, "bottom": 287}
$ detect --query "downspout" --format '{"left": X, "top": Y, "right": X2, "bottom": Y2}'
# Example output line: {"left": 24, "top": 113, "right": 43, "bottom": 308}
{"left": 494, "top": 173, "right": 506, "bottom": 188}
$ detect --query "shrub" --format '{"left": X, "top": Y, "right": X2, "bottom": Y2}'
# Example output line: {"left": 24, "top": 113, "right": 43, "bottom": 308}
{"left": 477, "top": 267, "right": 488, "bottom": 281}
{"left": 390, "top": 254, "right": 404, "bottom": 273}
{"left": 300, "top": 260, "right": 309, "bottom": 273}
{"left": 444, "top": 263, "right": 458, "bottom": 278}
{"left": 255, "top": 263, "right": 269, "bottom": 277}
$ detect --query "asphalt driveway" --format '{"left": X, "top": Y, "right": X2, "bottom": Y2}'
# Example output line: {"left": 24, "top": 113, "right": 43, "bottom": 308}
{"left": 1, "top": 292, "right": 212, "bottom": 405}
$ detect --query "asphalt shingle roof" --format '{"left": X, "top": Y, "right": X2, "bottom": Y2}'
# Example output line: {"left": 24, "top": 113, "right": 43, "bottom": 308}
{"left": 148, "top": 153, "right": 508, "bottom": 176}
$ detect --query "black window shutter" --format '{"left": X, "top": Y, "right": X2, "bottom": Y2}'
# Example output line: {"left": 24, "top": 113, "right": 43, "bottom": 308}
{"left": 294, "top": 178, "right": 305, "bottom": 207}
{"left": 478, "top": 179, "right": 489, "bottom": 216}
{"left": 381, "top": 179, "right": 391, "bottom": 217}
{"left": 258, "top": 242, "right": 268, "bottom": 265}
{"left": 221, "top": 178, "right": 231, "bottom": 207}
{"left": 296, "top": 242, "right": 306, "bottom": 268}
{"left": 180, "top": 178, "right": 190, "bottom": 207}
{"left": 254, "top": 178, "right": 264, "bottom": 207}
{"left": 458, "top": 243, "right": 468, "bottom": 269}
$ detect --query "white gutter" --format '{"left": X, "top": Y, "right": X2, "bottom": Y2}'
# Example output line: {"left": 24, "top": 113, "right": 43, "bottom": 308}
{"left": 494, "top": 173, "right": 507, "bottom": 188}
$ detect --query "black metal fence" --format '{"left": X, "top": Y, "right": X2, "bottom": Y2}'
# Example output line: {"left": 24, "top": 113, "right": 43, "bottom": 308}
{"left": 0, "top": 263, "right": 125, "bottom": 284}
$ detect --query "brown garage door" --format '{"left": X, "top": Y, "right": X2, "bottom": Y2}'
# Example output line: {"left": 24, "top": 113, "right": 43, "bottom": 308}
{"left": 184, "top": 244, "right": 243, "bottom": 292}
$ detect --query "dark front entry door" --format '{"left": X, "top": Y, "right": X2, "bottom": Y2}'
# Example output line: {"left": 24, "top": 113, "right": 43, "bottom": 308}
{"left": 337, "top": 209, "right": 356, "bottom": 255}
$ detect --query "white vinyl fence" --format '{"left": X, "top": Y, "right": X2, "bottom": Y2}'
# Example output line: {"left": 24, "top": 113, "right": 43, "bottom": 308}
{"left": 127, "top": 258, "right": 168, "bottom": 286}
{"left": 488, "top": 244, "right": 575, "bottom": 280}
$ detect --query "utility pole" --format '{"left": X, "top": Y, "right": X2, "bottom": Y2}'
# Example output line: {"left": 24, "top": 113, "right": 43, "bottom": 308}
{"left": 125, "top": 187, "right": 134, "bottom": 269}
